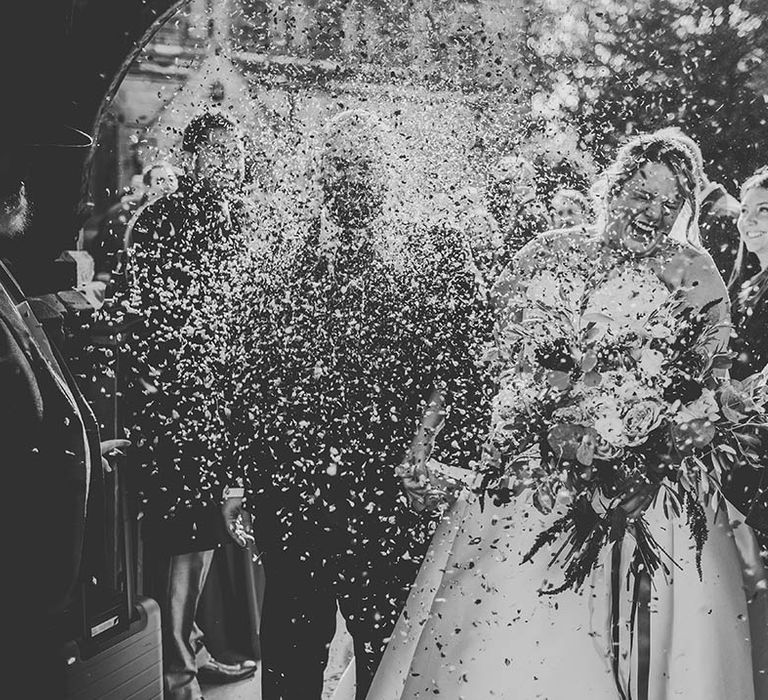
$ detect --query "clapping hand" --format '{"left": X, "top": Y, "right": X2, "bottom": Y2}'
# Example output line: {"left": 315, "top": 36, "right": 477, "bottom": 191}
{"left": 100, "top": 439, "right": 131, "bottom": 473}
{"left": 221, "top": 494, "right": 250, "bottom": 548}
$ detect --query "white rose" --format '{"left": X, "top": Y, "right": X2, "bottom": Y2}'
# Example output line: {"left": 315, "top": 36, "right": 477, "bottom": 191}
{"left": 647, "top": 321, "right": 673, "bottom": 340}
{"left": 614, "top": 376, "right": 652, "bottom": 402}
{"left": 675, "top": 388, "right": 720, "bottom": 425}
{"left": 594, "top": 413, "right": 626, "bottom": 446}
{"left": 622, "top": 400, "right": 664, "bottom": 446}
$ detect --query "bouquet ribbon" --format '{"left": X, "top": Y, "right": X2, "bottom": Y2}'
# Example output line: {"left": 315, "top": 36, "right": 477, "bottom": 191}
{"left": 609, "top": 510, "right": 652, "bottom": 700}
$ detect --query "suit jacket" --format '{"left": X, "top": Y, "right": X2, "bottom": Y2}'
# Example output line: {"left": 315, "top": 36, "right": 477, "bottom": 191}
{"left": 235, "top": 216, "right": 493, "bottom": 567}
{"left": 122, "top": 178, "right": 248, "bottom": 554}
{"left": 1, "top": 261, "right": 102, "bottom": 620}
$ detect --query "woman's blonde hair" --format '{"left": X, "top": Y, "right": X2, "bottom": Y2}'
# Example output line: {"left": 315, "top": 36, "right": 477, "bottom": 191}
{"left": 728, "top": 165, "right": 768, "bottom": 289}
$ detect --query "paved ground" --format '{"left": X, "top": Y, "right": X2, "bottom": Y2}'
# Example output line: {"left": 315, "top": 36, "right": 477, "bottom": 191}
{"left": 202, "top": 610, "right": 353, "bottom": 700}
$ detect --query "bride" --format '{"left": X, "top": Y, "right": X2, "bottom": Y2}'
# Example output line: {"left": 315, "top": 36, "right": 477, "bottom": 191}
{"left": 334, "top": 132, "right": 767, "bottom": 700}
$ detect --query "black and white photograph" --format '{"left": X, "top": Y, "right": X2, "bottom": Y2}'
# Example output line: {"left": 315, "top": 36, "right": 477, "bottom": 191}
{"left": 2, "top": 1, "right": 768, "bottom": 699}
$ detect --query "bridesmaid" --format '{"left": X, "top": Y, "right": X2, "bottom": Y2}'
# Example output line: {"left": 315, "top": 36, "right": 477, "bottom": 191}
{"left": 726, "top": 167, "right": 768, "bottom": 697}
{"left": 728, "top": 166, "right": 768, "bottom": 542}
{"left": 730, "top": 167, "right": 768, "bottom": 380}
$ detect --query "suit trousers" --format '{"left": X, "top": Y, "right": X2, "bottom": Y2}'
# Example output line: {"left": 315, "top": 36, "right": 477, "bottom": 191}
{"left": 259, "top": 545, "right": 411, "bottom": 700}
{"left": 152, "top": 549, "right": 215, "bottom": 700}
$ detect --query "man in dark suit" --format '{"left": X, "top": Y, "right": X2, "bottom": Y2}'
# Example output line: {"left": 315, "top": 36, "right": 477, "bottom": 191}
{"left": 122, "top": 110, "right": 256, "bottom": 700}
{"left": 1, "top": 121, "right": 129, "bottom": 696}
{"left": 234, "top": 109, "right": 491, "bottom": 700}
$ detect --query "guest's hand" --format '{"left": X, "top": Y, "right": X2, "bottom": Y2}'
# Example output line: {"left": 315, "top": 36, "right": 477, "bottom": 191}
{"left": 100, "top": 439, "right": 130, "bottom": 473}
{"left": 222, "top": 495, "right": 249, "bottom": 548}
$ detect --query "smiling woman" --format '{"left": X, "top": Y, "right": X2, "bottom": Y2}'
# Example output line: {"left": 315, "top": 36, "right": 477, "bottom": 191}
{"left": 739, "top": 187, "right": 768, "bottom": 262}
{"left": 606, "top": 162, "right": 683, "bottom": 252}
{"left": 598, "top": 134, "right": 699, "bottom": 257}
{"left": 730, "top": 167, "right": 768, "bottom": 380}
{"left": 724, "top": 167, "right": 768, "bottom": 652}
{"left": 343, "top": 128, "right": 763, "bottom": 700}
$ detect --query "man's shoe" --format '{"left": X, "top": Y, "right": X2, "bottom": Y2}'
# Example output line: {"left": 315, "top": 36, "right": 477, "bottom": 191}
{"left": 198, "top": 658, "right": 257, "bottom": 684}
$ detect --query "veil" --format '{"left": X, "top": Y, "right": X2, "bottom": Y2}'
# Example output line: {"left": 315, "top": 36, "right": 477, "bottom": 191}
{"left": 668, "top": 200, "right": 702, "bottom": 249}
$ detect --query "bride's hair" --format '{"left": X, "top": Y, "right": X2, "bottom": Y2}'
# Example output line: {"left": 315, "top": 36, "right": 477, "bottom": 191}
{"left": 593, "top": 132, "right": 700, "bottom": 244}
{"left": 651, "top": 127, "right": 707, "bottom": 189}
{"left": 728, "top": 165, "right": 768, "bottom": 289}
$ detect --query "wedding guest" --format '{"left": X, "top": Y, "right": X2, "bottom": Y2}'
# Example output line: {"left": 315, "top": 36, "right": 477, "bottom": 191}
{"left": 487, "top": 154, "right": 551, "bottom": 276}
{"left": 122, "top": 110, "right": 256, "bottom": 700}
{"left": 727, "top": 166, "right": 768, "bottom": 540}
{"left": 145, "top": 161, "right": 180, "bottom": 197}
{"left": 91, "top": 174, "right": 145, "bottom": 280}
{"left": 729, "top": 166, "right": 768, "bottom": 380}
{"left": 1, "top": 117, "right": 128, "bottom": 698}
{"left": 233, "top": 109, "right": 489, "bottom": 700}
{"left": 549, "top": 187, "right": 591, "bottom": 229}
{"left": 94, "top": 163, "right": 180, "bottom": 282}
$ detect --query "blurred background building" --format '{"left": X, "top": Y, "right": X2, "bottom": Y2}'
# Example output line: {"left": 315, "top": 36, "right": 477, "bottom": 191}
{"left": 85, "top": 0, "right": 538, "bottom": 237}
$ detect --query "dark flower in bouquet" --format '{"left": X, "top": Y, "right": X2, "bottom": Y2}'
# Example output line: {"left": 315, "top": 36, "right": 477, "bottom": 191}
{"left": 534, "top": 337, "right": 577, "bottom": 372}
{"left": 662, "top": 370, "right": 703, "bottom": 404}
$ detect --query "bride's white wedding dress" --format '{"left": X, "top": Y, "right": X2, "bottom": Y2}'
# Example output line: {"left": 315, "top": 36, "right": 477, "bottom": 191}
{"left": 338, "top": 486, "right": 765, "bottom": 700}
{"left": 333, "top": 231, "right": 768, "bottom": 700}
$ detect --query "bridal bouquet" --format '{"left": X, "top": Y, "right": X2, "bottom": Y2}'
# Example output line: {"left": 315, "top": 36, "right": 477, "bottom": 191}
{"left": 477, "top": 281, "right": 768, "bottom": 594}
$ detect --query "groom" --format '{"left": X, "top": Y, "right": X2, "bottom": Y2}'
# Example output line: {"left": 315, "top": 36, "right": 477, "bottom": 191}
{"left": 237, "top": 109, "right": 489, "bottom": 699}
